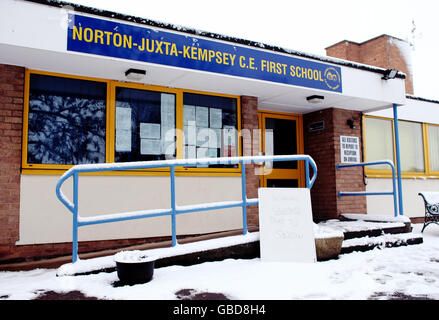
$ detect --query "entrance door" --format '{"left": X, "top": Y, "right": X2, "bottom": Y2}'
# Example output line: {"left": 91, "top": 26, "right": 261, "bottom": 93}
{"left": 259, "top": 112, "right": 304, "bottom": 188}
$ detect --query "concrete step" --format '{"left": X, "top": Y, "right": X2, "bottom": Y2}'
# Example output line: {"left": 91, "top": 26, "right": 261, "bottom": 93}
{"left": 341, "top": 232, "right": 424, "bottom": 254}
{"left": 339, "top": 214, "right": 423, "bottom": 254}
{"left": 317, "top": 214, "right": 423, "bottom": 255}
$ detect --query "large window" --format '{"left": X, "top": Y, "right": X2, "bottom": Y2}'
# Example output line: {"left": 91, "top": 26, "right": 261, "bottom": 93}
{"left": 428, "top": 124, "right": 439, "bottom": 172}
{"left": 399, "top": 121, "right": 424, "bottom": 172}
{"left": 364, "top": 117, "right": 394, "bottom": 170}
{"left": 183, "top": 92, "right": 238, "bottom": 168}
{"left": 364, "top": 116, "right": 439, "bottom": 177}
{"left": 26, "top": 73, "right": 107, "bottom": 165}
{"left": 23, "top": 71, "right": 240, "bottom": 174}
{"left": 114, "top": 87, "right": 176, "bottom": 162}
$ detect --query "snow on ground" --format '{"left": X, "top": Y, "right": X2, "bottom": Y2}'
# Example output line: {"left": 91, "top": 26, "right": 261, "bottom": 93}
{"left": 1, "top": 223, "right": 439, "bottom": 300}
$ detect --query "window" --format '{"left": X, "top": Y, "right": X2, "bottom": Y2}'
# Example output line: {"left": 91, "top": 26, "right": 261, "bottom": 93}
{"left": 398, "top": 121, "right": 424, "bottom": 172}
{"left": 114, "top": 87, "right": 176, "bottom": 162}
{"left": 428, "top": 124, "right": 439, "bottom": 172}
{"left": 182, "top": 92, "right": 238, "bottom": 168}
{"left": 364, "top": 117, "right": 394, "bottom": 170}
{"left": 23, "top": 71, "right": 241, "bottom": 174}
{"left": 26, "top": 73, "right": 107, "bottom": 166}
{"left": 364, "top": 115, "right": 439, "bottom": 177}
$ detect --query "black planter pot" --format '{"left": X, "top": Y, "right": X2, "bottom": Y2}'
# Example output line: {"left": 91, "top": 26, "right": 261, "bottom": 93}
{"left": 115, "top": 252, "right": 155, "bottom": 285}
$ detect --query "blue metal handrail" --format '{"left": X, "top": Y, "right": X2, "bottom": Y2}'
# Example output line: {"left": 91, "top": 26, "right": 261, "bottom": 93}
{"left": 336, "top": 160, "right": 400, "bottom": 217}
{"left": 56, "top": 154, "right": 317, "bottom": 263}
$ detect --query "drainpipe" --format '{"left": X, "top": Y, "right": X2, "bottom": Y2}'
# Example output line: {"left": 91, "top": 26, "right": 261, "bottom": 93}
{"left": 393, "top": 103, "right": 404, "bottom": 216}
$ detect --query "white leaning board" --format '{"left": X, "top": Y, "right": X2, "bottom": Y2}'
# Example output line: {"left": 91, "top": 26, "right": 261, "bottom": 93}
{"left": 258, "top": 188, "right": 316, "bottom": 263}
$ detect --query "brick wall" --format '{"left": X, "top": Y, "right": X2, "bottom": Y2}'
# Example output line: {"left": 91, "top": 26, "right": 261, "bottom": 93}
{"left": 333, "top": 108, "right": 367, "bottom": 216}
{"left": 326, "top": 35, "right": 414, "bottom": 94}
{"left": 0, "top": 64, "right": 24, "bottom": 258}
{"left": 304, "top": 108, "right": 366, "bottom": 220}
{"left": 240, "top": 96, "right": 260, "bottom": 228}
{"left": 326, "top": 41, "right": 361, "bottom": 63}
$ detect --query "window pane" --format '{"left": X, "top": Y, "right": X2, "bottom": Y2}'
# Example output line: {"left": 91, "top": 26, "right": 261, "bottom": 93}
{"left": 115, "top": 87, "right": 176, "bottom": 162}
{"left": 428, "top": 125, "right": 439, "bottom": 172}
{"left": 364, "top": 117, "right": 394, "bottom": 170}
{"left": 265, "top": 117, "right": 297, "bottom": 169}
{"left": 183, "top": 93, "right": 238, "bottom": 168}
{"left": 399, "top": 121, "right": 424, "bottom": 172}
{"left": 266, "top": 179, "right": 298, "bottom": 188}
{"left": 27, "top": 74, "right": 107, "bottom": 165}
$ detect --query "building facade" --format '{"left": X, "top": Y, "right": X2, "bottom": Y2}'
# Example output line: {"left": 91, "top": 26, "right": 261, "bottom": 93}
{"left": 0, "top": 0, "right": 437, "bottom": 264}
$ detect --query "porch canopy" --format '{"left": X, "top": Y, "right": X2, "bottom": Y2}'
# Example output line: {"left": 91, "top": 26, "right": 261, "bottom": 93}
{"left": 0, "top": 0, "right": 407, "bottom": 114}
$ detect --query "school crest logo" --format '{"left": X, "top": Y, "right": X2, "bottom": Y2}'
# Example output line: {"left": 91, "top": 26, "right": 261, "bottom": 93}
{"left": 324, "top": 67, "right": 341, "bottom": 91}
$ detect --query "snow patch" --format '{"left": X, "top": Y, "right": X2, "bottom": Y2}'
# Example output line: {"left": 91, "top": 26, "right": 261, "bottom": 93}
{"left": 341, "top": 213, "right": 411, "bottom": 223}
{"left": 342, "top": 232, "right": 422, "bottom": 248}
{"left": 114, "top": 250, "right": 155, "bottom": 263}
{"left": 313, "top": 223, "right": 344, "bottom": 239}
{"left": 390, "top": 37, "right": 413, "bottom": 83}
{"left": 57, "top": 232, "right": 260, "bottom": 276}
{"left": 317, "top": 219, "right": 405, "bottom": 233}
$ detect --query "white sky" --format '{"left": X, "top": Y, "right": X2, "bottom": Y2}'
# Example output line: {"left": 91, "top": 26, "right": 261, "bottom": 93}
{"left": 66, "top": 0, "right": 439, "bottom": 100}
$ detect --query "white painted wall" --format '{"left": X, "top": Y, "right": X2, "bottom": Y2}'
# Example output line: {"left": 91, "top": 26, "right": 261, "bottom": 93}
{"left": 366, "top": 97, "right": 439, "bottom": 125}
{"left": 0, "top": 0, "right": 67, "bottom": 52}
{"left": 365, "top": 177, "right": 439, "bottom": 218}
{"left": 18, "top": 174, "right": 243, "bottom": 245}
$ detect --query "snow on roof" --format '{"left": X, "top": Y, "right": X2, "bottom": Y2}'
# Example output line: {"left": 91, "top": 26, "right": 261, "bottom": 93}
{"left": 406, "top": 94, "right": 439, "bottom": 105}
{"left": 23, "top": 0, "right": 405, "bottom": 79}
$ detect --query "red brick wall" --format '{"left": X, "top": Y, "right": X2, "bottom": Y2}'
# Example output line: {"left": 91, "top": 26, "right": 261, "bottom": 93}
{"left": 326, "top": 35, "right": 414, "bottom": 94}
{"left": 0, "top": 64, "right": 24, "bottom": 257}
{"left": 333, "top": 109, "right": 367, "bottom": 215}
{"left": 240, "top": 96, "right": 259, "bottom": 228}
{"left": 304, "top": 108, "right": 366, "bottom": 220}
{"left": 304, "top": 109, "right": 337, "bottom": 220}
{"left": 326, "top": 41, "right": 361, "bottom": 63}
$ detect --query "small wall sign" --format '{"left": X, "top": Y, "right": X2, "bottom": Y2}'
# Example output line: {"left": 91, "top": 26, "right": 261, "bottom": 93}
{"left": 340, "top": 135, "right": 360, "bottom": 163}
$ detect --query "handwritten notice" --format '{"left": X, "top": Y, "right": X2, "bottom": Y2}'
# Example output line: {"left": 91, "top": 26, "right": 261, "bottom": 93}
{"left": 258, "top": 188, "right": 316, "bottom": 263}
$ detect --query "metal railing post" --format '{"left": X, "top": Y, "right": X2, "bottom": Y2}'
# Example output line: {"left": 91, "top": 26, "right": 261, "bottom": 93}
{"left": 390, "top": 164, "right": 398, "bottom": 217}
{"left": 337, "top": 160, "right": 399, "bottom": 217}
{"left": 393, "top": 103, "right": 404, "bottom": 216}
{"left": 170, "top": 165, "right": 177, "bottom": 246}
{"left": 240, "top": 160, "right": 248, "bottom": 235}
{"left": 305, "top": 158, "right": 310, "bottom": 188}
{"left": 72, "top": 172, "right": 79, "bottom": 263}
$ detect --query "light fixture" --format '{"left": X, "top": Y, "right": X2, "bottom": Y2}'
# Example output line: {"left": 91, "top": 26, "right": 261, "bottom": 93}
{"left": 306, "top": 95, "right": 324, "bottom": 103}
{"left": 382, "top": 69, "right": 398, "bottom": 80}
{"left": 347, "top": 119, "right": 356, "bottom": 129}
{"left": 125, "top": 68, "right": 146, "bottom": 81}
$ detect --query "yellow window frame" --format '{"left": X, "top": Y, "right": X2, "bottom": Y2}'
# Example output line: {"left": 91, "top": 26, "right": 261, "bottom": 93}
{"left": 425, "top": 122, "right": 439, "bottom": 176}
{"left": 363, "top": 115, "right": 439, "bottom": 179}
{"left": 22, "top": 69, "right": 112, "bottom": 172}
{"left": 22, "top": 69, "right": 242, "bottom": 176}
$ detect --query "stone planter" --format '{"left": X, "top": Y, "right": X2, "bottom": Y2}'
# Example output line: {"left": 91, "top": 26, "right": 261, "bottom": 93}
{"left": 315, "top": 235, "right": 344, "bottom": 261}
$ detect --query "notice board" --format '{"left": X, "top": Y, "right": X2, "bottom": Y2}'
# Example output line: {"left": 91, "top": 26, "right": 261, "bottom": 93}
{"left": 258, "top": 188, "right": 316, "bottom": 263}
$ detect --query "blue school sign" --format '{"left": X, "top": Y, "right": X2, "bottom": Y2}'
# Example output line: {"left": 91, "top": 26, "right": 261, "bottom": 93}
{"left": 67, "top": 14, "right": 342, "bottom": 93}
